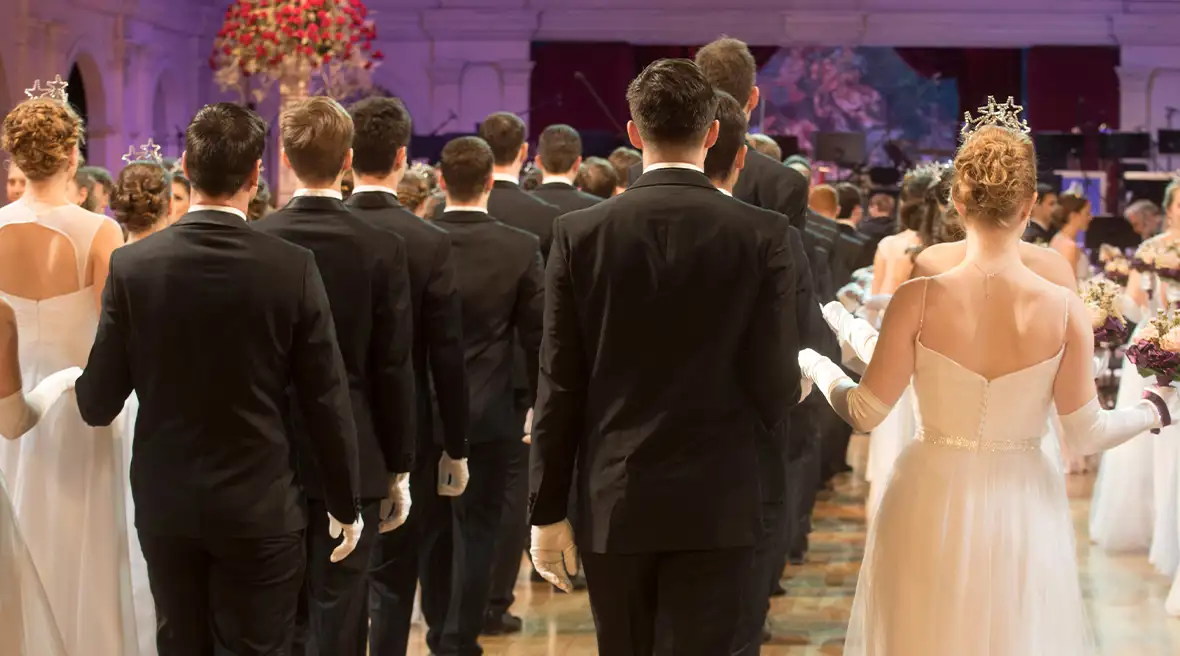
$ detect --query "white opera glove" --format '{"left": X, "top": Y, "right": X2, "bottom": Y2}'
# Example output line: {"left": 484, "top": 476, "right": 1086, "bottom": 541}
{"left": 437, "top": 453, "right": 469, "bottom": 497}
{"left": 836, "top": 283, "right": 863, "bottom": 312}
{"left": 852, "top": 267, "right": 874, "bottom": 286}
{"left": 378, "top": 473, "right": 411, "bottom": 532}
{"left": 522, "top": 408, "right": 534, "bottom": 445}
{"left": 328, "top": 511, "right": 365, "bottom": 563}
{"left": 1092, "top": 350, "right": 1110, "bottom": 378}
{"left": 799, "top": 348, "right": 891, "bottom": 433}
{"left": 1057, "top": 388, "right": 1177, "bottom": 457}
{"left": 0, "top": 367, "right": 82, "bottom": 440}
{"left": 530, "top": 520, "right": 579, "bottom": 593}
{"left": 1117, "top": 293, "right": 1144, "bottom": 324}
{"left": 822, "top": 301, "right": 879, "bottom": 364}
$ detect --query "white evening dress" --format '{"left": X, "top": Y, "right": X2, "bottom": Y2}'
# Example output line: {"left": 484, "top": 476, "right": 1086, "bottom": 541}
{"left": 0, "top": 468, "right": 67, "bottom": 656}
{"left": 843, "top": 314, "right": 1093, "bottom": 654}
{"left": 0, "top": 200, "right": 145, "bottom": 655}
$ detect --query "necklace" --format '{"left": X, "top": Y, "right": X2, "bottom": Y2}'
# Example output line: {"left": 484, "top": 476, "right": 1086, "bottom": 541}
{"left": 972, "top": 262, "right": 1000, "bottom": 299}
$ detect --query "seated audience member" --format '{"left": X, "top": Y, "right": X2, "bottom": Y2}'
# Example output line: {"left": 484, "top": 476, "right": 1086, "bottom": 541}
{"left": 834, "top": 182, "right": 863, "bottom": 226}
{"left": 531, "top": 124, "right": 601, "bottom": 213}
{"left": 574, "top": 157, "right": 617, "bottom": 200}
{"left": 748, "top": 134, "right": 782, "bottom": 162}
{"left": 608, "top": 146, "right": 641, "bottom": 195}
{"left": 785, "top": 155, "right": 811, "bottom": 179}
{"left": 809, "top": 184, "right": 838, "bottom": 219}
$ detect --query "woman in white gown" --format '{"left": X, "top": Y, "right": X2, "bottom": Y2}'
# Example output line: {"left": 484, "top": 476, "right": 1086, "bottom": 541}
{"left": 0, "top": 96, "right": 130, "bottom": 655}
{"left": 802, "top": 116, "right": 1178, "bottom": 655}
{"left": 0, "top": 297, "right": 81, "bottom": 656}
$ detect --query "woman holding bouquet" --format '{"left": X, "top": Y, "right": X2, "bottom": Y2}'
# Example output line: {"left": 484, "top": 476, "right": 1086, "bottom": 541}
{"left": 801, "top": 101, "right": 1180, "bottom": 655}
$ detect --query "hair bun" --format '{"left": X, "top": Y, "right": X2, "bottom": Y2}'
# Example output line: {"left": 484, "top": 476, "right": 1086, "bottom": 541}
{"left": 112, "top": 162, "right": 171, "bottom": 235}
{"left": 2, "top": 99, "right": 84, "bottom": 181}
{"left": 951, "top": 125, "right": 1037, "bottom": 227}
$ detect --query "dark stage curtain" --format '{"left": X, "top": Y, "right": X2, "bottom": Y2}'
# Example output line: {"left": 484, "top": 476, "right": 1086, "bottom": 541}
{"left": 894, "top": 48, "right": 1023, "bottom": 122}
{"left": 1025, "top": 46, "right": 1119, "bottom": 132}
{"left": 529, "top": 42, "right": 633, "bottom": 140}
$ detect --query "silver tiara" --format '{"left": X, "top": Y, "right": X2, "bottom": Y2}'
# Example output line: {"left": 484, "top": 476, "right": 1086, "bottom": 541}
{"left": 121, "top": 139, "right": 164, "bottom": 165}
{"left": 24, "top": 75, "right": 69, "bottom": 104}
{"left": 961, "top": 96, "right": 1029, "bottom": 138}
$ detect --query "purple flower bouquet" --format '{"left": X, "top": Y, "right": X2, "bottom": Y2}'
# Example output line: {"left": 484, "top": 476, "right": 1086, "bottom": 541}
{"left": 1125, "top": 310, "right": 1180, "bottom": 386}
{"left": 1082, "top": 279, "right": 1129, "bottom": 348}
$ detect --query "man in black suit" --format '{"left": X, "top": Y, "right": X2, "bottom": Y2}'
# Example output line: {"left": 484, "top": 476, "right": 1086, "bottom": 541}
{"left": 1022, "top": 182, "right": 1059, "bottom": 243}
{"left": 704, "top": 90, "right": 820, "bottom": 654}
{"left": 344, "top": 97, "right": 471, "bottom": 656}
{"left": 528, "top": 58, "right": 801, "bottom": 654}
{"left": 434, "top": 136, "right": 544, "bottom": 655}
{"left": 251, "top": 97, "right": 416, "bottom": 656}
{"left": 75, "top": 103, "right": 364, "bottom": 656}
{"left": 857, "top": 192, "right": 898, "bottom": 250}
{"left": 530, "top": 124, "right": 603, "bottom": 213}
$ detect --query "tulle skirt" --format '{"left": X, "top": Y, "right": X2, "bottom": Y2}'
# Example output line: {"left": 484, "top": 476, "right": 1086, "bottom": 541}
{"left": 1089, "top": 369, "right": 1154, "bottom": 553}
{"left": 865, "top": 388, "right": 914, "bottom": 522}
{"left": 844, "top": 440, "right": 1094, "bottom": 656}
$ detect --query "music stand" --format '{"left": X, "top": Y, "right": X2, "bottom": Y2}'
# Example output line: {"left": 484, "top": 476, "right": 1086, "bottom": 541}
{"left": 1099, "top": 132, "right": 1151, "bottom": 160}
{"left": 1159, "top": 129, "right": 1180, "bottom": 155}
{"left": 814, "top": 132, "right": 866, "bottom": 167}
{"left": 1033, "top": 132, "right": 1084, "bottom": 171}
{"left": 770, "top": 135, "right": 800, "bottom": 159}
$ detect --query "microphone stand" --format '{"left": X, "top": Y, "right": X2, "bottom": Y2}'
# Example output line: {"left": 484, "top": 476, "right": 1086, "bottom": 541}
{"left": 574, "top": 71, "right": 626, "bottom": 137}
{"left": 429, "top": 110, "right": 459, "bottom": 137}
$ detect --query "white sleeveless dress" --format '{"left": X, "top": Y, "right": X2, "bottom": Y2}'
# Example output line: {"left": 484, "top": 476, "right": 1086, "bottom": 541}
{"left": 844, "top": 295, "right": 1093, "bottom": 655}
{"left": 0, "top": 200, "right": 145, "bottom": 655}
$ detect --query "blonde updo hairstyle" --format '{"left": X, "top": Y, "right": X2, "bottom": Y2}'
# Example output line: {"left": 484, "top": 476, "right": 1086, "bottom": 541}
{"left": 951, "top": 125, "right": 1037, "bottom": 229}
{"left": 1, "top": 99, "right": 85, "bottom": 181}
{"left": 112, "top": 162, "right": 172, "bottom": 235}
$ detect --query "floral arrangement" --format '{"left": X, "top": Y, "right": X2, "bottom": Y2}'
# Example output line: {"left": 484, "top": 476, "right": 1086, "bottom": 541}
{"left": 209, "top": 0, "right": 382, "bottom": 103}
{"left": 1082, "top": 279, "right": 1129, "bottom": 347}
{"left": 1098, "top": 244, "right": 1132, "bottom": 286}
{"left": 1133, "top": 238, "right": 1180, "bottom": 283}
{"left": 1126, "top": 309, "right": 1180, "bottom": 386}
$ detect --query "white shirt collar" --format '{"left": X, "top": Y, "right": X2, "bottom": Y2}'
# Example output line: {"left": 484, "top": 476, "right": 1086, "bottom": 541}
{"left": 492, "top": 173, "right": 520, "bottom": 185}
{"left": 293, "top": 188, "right": 343, "bottom": 200}
{"left": 541, "top": 175, "right": 575, "bottom": 186}
{"left": 643, "top": 162, "right": 705, "bottom": 174}
{"left": 717, "top": 188, "right": 733, "bottom": 197}
{"left": 188, "top": 204, "right": 248, "bottom": 222}
{"left": 444, "top": 205, "right": 489, "bottom": 214}
{"left": 351, "top": 185, "right": 398, "bottom": 197}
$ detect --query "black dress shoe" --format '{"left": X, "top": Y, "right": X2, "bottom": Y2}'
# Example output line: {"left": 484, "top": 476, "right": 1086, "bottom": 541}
{"left": 788, "top": 552, "right": 805, "bottom": 566}
{"left": 571, "top": 572, "right": 588, "bottom": 590}
{"left": 481, "top": 611, "right": 523, "bottom": 636}
{"left": 769, "top": 582, "right": 787, "bottom": 597}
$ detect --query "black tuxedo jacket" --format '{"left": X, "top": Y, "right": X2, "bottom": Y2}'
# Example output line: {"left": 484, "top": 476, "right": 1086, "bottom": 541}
{"left": 346, "top": 190, "right": 469, "bottom": 458}
{"left": 527, "top": 168, "right": 802, "bottom": 554}
{"left": 628, "top": 147, "right": 809, "bottom": 229}
{"left": 433, "top": 210, "right": 545, "bottom": 444}
{"left": 530, "top": 181, "right": 601, "bottom": 216}
{"left": 857, "top": 215, "right": 897, "bottom": 250}
{"left": 254, "top": 196, "right": 416, "bottom": 500}
{"left": 432, "top": 181, "right": 561, "bottom": 262}
{"left": 1022, "top": 220, "right": 1056, "bottom": 244}
{"left": 76, "top": 209, "right": 359, "bottom": 537}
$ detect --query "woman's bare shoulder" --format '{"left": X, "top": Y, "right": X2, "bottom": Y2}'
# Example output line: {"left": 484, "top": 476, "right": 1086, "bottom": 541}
{"left": 1018, "top": 241, "right": 1076, "bottom": 288}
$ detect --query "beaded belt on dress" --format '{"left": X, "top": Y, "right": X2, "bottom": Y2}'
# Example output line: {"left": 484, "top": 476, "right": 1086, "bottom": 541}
{"left": 915, "top": 429, "right": 1041, "bottom": 452}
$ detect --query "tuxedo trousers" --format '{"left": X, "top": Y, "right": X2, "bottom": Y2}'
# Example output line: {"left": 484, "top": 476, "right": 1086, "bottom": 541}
{"left": 292, "top": 499, "right": 381, "bottom": 656}
{"left": 731, "top": 501, "right": 786, "bottom": 656}
{"left": 786, "top": 396, "right": 826, "bottom": 558}
{"left": 139, "top": 529, "right": 305, "bottom": 656}
{"left": 581, "top": 547, "right": 753, "bottom": 656}
{"left": 368, "top": 444, "right": 454, "bottom": 656}
{"left": 486, "top": 437, "right": 530, "bottom": 619}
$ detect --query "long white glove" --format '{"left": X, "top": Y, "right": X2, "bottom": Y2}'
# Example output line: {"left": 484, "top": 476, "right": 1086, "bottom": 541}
{"left": 1117, "top": 293, "right": 1143, "bottom": 324}
{"left": 521, "top": 408, "right": 534, "bottom": 445}
{"left": 328, "top": 512, "right": 365, "bottom": 563}
{"left": 1092, "top": 350, "right": 1110, "bottom": 378}
{"left": 836, "top": 283, "right": 863, "bottom": 312}
{"left": 822, "top": 301, "right": 879, "bottom": 365}
{"left": 379, "top": 473, "right": 411, "bottom": 532}
{"left": 799, "top": 348, "right": 891, "bottom": 433}
{"left": 0, "top": 367, "right": 82, "bottom": 440}
{"left": 1057, "top": 387, "right": 1177, "bottom": 456}
{"left": 530, "top": 520, "right": 578, "bottom": 593}
{"left": 437, "top": 454, "right": 469, "bottom": 497}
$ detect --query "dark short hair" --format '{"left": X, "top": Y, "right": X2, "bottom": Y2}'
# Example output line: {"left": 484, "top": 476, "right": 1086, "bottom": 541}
{"left": 479, "top": 112, "right": 527, "bottom": 166}
{"left": 695, "top": 37, "right": 757, "bottom": 108}
{"left": 835, "top": 182, "right": 863, "bottom": 219}
{"left": 185, "top": 103, "right": 268, "bottom": 198}
{"left": 626, "top": 58, "right": 719, "bottom": 149}
{"left": 784, "top": 154, "right": 810, "bottom": 169}
{"left": 280, "top": 96, "right": 353, "bottom": 185}
{"left": 1035, "top": 182, "right": 1057, "bottom": 204}
{"left": 574, "top": 157, "right": 617, "bottom": 199}
{"left": 171, "top": 172, "right": 191, "bottom": 194}
{"left": 703, "top": 90, "right": 748, "bottom": 182}
{"left": 349, "top": 97, "right": 412, "bottom": 176}
{"left": 440, "top": 136, "right": 493, "bottom": 204}
{"left": 537, "top": 124, "right": 582, "bottom": 174}
{"left": 82, "top": 166, "right": 114, "bottom": 196}
{"left": 608, "top": 147, "right": 641, "bottom": 188}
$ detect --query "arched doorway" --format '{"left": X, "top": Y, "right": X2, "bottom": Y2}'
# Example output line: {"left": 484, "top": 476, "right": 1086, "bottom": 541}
{"left": 67, "top": 64, "right": 89, "bottom": 162}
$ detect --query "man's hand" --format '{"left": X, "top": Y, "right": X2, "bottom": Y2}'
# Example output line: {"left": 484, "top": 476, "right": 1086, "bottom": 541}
{"left": 328, "top": 512, "right": 365, "bottom": 563}
{"left": 530, "top": 520, "right": 578, "bottom": 593}
{"left": 522, "top": 408, "right": 534, "bottom": 444}
{"left": 379, "top": 473, "right": 411, "bottom": 532}
{"left": 437, "top": 453, "right": 469, "bottom": 497}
